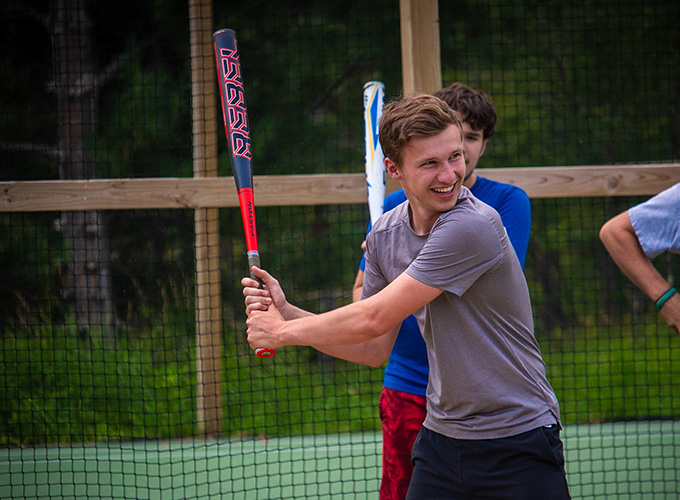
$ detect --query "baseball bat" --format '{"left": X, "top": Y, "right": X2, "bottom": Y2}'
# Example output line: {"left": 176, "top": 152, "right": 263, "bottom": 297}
{"left": 363, "top": 81, "right": 386, "bottom": 226}
{"left": 213, "top": 28, "right": 275, "bottom": 358}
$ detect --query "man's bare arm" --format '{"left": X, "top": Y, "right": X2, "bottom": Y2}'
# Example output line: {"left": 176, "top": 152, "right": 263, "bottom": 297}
{"left": 600, "top": 211, "right": 680, "bottom": 333}
{"left": 246, "top": 271, "right": 441, "bottom": 354}
{"left": 243, "top": 266, "right": 422, "bottom": 366}
{"left": 600, "top": 211, "right": 670, "bottom": 301}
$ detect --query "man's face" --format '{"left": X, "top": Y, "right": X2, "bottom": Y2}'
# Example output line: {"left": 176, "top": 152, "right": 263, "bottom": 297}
{"left": 461, "top": 121, "right": 488, "bottom": 180}
{"left": 386, "top": 124, "right": 466, "bottom": 233}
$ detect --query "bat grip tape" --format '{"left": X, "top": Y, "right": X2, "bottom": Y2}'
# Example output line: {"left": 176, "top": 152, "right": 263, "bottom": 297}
{"left": 247, "top": 251, "right": 276, "bottom": 358}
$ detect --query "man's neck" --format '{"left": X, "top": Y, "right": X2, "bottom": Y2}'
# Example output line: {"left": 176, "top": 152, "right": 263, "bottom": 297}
{"left": 464, "top": 173, "right": 477, "bottom": 189}
{"left": 407, "top": 204, "right": 438, "bottom": 236}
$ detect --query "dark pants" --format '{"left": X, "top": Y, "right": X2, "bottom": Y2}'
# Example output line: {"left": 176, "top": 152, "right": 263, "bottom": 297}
{"left": 407, "top": 425, "right": 571, "bottom": 500}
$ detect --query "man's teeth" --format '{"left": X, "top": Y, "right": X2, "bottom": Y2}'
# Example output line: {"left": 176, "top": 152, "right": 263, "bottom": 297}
{"left": 433, "top": 185, "right": 454, "bottom": 193}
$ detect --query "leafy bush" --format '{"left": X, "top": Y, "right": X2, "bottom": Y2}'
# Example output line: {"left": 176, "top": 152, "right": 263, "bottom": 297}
{"left": 0, "top": 327, "right": 196, "bottom": 445}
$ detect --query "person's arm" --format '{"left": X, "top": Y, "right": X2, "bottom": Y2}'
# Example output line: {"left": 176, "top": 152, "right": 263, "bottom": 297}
{"left": 600, "top": 211, "right": 680, "bottom": 333}
{"left": 243, "top": 266, "right": 413, "bottom": 366}
{"left": 352, "top": 269, "right": 364, "bottom": 303}
{"left": 352, "top": 239, "right": 368, "bottom": 302}
{"left": 245, "top": 268, "right": 441, "bottom": 357}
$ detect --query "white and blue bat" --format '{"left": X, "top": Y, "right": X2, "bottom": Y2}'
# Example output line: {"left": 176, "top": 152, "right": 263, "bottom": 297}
{"left": 363, "top": 81, "right": 386, "bottom": 226}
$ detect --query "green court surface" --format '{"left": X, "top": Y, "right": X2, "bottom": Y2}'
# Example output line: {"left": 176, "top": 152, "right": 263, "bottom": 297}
{"left": 563, "top": 421, "right": 680, "bottom": 499}
{"left": 1, "top": 422, "right": 678, "bottom": 499}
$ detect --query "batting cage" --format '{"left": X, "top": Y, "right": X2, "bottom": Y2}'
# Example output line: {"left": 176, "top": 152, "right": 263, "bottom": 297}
{"left": 1, "top": 0, "right": 679, "bottom": 498}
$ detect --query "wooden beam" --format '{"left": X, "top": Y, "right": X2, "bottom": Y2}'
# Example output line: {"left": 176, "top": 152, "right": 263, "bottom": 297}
{"left": 399, "top": 0, "right": 442, "bottom": 94}
{"left": 0, "top": 174, "right": 366, "bottom": 211}
{"left": 473, "top": 164, "right": 680, "bottom": 199}
{"left": 1, "top": 164, "right": 679, "bottom": 212}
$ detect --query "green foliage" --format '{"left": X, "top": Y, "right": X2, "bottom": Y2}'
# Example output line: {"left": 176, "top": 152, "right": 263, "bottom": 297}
{"left": 1, "top": 0, "right": 679, "bottom": 448}
{"left": 0, "top": 327, "right": 196, "bottom": 445}
{"left": 543, "top": 325, "right": 680, "bottom": 425}
{"left": 109, "top": 210, "right": 196, "bottom": 330}
{"left": 0, "top": 213, "right": 69, "bottom": 332}
{"left": 222, "top": 342, "right": 382, "bottom": 437}
{"left": 3, "top": 316, "right": 679, "bottom": 445}
{"left": 0, "top": 320, "right": 383, "bottom": 445}
{"left": 440, "top": 0, "right": 680, "bottom": 167}
{"left": 215, "top": 0, "right": 402, "bottom": 176}
{"left": 97, "top": 53, "right": 193, "bottom": 178}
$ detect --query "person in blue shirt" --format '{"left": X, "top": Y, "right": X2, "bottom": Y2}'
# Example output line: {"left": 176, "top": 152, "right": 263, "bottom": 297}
{"left": 352, "top": 83, "right": 532, "bottom": 499}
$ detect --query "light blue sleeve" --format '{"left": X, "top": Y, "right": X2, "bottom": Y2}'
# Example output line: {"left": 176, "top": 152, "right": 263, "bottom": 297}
{"left": 628, "top": 183, "right": 680, "bottom": 258}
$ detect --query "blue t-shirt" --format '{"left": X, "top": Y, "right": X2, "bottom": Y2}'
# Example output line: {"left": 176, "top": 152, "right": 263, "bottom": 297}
{"left": 358, "top": 176, "right": 532, "bottom": 396}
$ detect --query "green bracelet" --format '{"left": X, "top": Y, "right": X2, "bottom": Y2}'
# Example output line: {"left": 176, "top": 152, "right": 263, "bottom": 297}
{"left": 655, "top": 287, "right": 677, "bottom": 311}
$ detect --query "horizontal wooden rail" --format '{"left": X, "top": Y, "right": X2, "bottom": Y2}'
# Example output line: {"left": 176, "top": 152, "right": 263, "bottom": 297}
{"left": 1, "top": 164, "right": 678, "bottom": 212}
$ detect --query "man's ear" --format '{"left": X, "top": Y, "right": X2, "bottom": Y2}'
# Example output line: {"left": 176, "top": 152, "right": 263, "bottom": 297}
{"left": 480, "top": 138, "right": 489, "bottom": 157}
{"left": 385, "top": 158, "right": 401, "bottom": 180}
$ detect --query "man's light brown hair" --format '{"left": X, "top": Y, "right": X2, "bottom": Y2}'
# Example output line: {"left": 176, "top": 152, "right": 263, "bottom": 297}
{"left": 379, "top": 94, "right": 463, "bottom": 167}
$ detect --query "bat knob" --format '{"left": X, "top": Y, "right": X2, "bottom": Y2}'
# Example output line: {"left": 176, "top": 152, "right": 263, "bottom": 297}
{"left": 256, "top": 347, "right": 276, "bottom": 358}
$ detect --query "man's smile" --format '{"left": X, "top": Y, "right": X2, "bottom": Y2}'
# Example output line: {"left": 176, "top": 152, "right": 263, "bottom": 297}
{"left": 432, "top": 184, "right": 456, "bottom": 194}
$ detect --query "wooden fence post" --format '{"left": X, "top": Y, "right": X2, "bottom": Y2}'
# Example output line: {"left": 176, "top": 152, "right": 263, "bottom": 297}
{"left": 189, "top": 0, "right": 222, "bottom": 437}
{"left": 399, "top": 0, "right": 442, "bottom": 94}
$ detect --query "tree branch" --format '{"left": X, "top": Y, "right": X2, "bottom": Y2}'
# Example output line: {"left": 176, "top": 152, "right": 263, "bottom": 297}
{"left": 0, "top": 141, "right": 68, "bottom": 161}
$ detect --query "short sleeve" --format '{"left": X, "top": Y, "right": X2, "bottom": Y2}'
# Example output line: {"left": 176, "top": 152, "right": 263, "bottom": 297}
{"left": 406, "top": 210, "right": 503, "bottom": 296}
{"left": 628, "top": 183, "right": 680, "bottom": 258}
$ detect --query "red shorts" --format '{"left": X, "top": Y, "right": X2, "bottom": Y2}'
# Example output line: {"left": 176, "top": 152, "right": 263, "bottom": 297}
{"left": 379, "top": 386, "right": 427, "bottom": 500}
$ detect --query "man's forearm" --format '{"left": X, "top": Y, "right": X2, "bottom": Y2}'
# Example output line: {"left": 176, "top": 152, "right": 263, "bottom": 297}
{"left": 247, "top": 272, "right": 439, "bottom": 355}
{"left": 607, "top": 232, "right": 669, "bottom": 299}
{"left": 600, "top": 212, "right": 670, "bottom": 301}
{"left": 279, "top": 298, "right": 390, "bottom": 347}
{"left": 311, "top": 326, "right": 399, "bottom": 367}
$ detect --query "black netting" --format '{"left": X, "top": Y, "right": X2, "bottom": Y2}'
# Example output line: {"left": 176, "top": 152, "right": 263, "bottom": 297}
{"left": 1, "top": 1, "right": 679, "bottom": 498}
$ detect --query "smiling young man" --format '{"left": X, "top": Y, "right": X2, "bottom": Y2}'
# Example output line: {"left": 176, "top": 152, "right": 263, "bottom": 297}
{"left": 243, "top": 94, "right": 569, "bottom": 499}
{"left": 352, "top": 83, "right": 532, "bottom": 500}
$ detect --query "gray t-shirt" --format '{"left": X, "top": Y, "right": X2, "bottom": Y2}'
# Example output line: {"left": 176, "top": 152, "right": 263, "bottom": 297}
{"left": 628, "top": 182, "right": 680, "bottom": 258}
{"left": 362, "top": 187, "right": 560, "bottom": 440}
